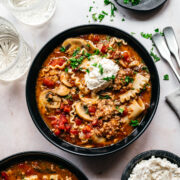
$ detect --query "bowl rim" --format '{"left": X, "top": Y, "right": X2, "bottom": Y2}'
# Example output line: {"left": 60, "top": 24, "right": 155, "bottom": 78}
{"left": 26, "top": 24, "right": 160, "bottom": 156}
{"left": 114, "top": 0, "right": 167, "bottom": 12}
{"left": 121, "top": 150, "right": 180, "bottom": 180}
{"left": 0, "top": 151, "right": 88, "bottom": 180}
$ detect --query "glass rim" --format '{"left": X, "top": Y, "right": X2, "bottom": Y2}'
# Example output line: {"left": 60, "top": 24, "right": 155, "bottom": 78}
{"left": 6, "top": 0, "right": 46, "bottom": 12}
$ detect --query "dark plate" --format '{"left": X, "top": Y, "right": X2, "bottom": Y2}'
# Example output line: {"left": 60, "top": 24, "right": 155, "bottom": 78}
{"left": 0, "top": 151, "right": 88, "bottom": 180}
{"left": 115, "top": 0, "right": 167, "bottom": 12}
{"left": 121, "top": 150, "right": 180, "bottom": 180}
{"left": 26, "top": 24, "right": 160, "bottom": 156}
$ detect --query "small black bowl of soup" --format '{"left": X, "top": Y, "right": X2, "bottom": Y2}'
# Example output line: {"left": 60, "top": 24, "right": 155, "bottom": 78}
{"left": 0, "top": 151, "right": 88, "bottom": 180}
{"left": 121, "top": 150, "right": 180, "bottom": 180}
{"left": 26, "top": 25, "right": 160, "bottom": 156}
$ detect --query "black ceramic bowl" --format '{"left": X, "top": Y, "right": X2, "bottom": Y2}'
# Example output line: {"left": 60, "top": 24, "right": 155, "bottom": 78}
{"left": 0, "top": 151, "right": 88, "bottom": 180}
{"left": 26, "top": 24, "right": 160, "bottom": 156}
{"left": 121, "top": 150, "right": 180, "bottom": 180}
{"left": 115, "top": 0, "right": 167, "bottom": 12}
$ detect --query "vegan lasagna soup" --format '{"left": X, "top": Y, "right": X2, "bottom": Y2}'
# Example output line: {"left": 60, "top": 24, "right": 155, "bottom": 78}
{"left": 0, "top": 160, "right": 78, "bottom": 180}
{"left": 36, "top": 34, "right": 151, "bottom": 148}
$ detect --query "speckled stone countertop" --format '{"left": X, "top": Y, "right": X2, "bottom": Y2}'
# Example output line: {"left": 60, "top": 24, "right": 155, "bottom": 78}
{"left": 0, "top": 0, "right": 180, "bottom": 179}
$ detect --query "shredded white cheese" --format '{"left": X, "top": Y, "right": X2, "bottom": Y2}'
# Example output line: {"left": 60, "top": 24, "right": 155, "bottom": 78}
{"left": 85, "top": 55, "right": 119, "bottom": 91}
{"left": 128, "top": 156, "right": 180, "bottom": 180}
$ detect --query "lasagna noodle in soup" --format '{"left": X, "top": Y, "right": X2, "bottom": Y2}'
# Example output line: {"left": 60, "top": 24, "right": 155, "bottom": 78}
{"left": 36, "top": 34, "right": 151, "bottom": 148}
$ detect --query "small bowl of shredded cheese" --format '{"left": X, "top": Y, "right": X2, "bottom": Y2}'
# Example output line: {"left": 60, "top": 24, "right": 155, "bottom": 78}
{"left": 122, "top": 150, "right": 180, "bottom": 180}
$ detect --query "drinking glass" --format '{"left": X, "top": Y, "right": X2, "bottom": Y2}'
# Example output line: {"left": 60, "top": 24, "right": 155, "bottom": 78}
{"left": 3, "top": 0, "right": 56, "bottom": 26}
{"left": 0, "top": 17, "right": 31, "bottom": 81}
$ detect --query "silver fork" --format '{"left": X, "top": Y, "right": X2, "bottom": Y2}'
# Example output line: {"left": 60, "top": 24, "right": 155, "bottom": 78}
{"left": 152, "top": 33, "right": 180, "bottom": 83}
{"left": 163, "top": 26, "right": 180, "bottom": 68}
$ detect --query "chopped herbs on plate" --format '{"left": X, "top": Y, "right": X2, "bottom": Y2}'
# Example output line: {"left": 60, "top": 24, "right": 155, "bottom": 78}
{"left": 99, "top": 95, "right": 111, "bottom": 99}
{"left": 150, "top": 48, "right": 160, "bottom": 62}
{"left": 164, "top": 74, "right": 169, "bottom": 80}
{"left": 60, "top": 46, "right": 66, "bottom": 52}
{"left": 141, "top": 32, "right": 152, "bottom": 40}
{"left": 116, "top": 106, "right": 124, "bottom": 114}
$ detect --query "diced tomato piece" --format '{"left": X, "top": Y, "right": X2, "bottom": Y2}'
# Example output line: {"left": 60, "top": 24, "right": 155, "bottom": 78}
{"left": 60, "top": 114, "right": 68, "bottom": 124}
{"left": 68, "top": 100, "right": 73, "bottom": 105}
{"left": 122, "top": 51, "right": 130, "bottom": 62}
{"left": 93, "top": 35, "right": 100, "bottom": 42}
{"left": 122, "top": 107, "right": 128, "bottom": 117}
{"left": 72, "top": 94, "right": 79, "bottom": 100}
{"left": 75, "top": 118, "right": 82, "bottom": 125}
{"left": 1, "top": 172, "right": 8, "bottom": 180}
{"left": 65, "top": 124, "right": 71, "bottom": 132}
{"left": 51, "top": 120, "right": 58, "bottom": 126}
{"left": 82, "top": 125, "right": 92, "bottom": 133}
{"left": 70, "top": 129, "right": 79, "bottom": 135}
{"left": 63, "top": 105, "right": 71, "bottom": 113}
{"left": 88, "top": 106, "right": 96, "bottom": 113}
{"left": 18, "top": 163, "right": 25, "bottom": 169}
{"left": 26, "top": 168, "right": 34, "bottom": 176}
{"left": 59, "top": 121, "right": 65, "bottom": 130}
{"left": 85, "top": 132, "right": 91, "bottom": 139}
{"left": 54, "top": 128, "right": 60, "bottom": 136}
{"left": 55, "top": 108, "right": 61, "bottom": 114}
{"left": 101, "top": 45, "right": 109, "bottom": 53}
{"left": 43, "top": 78, "right": 55, "bottom": 88}
{"left": 50, "top": 58, "right": 66, "bottom": 66}
{"left": 48, "top": 116, "right": 57, "bottom": 121}
{"left": 92, "top": 119, "right": 98, "bottom": 126}
{"left": 60, "top": 103, "right": 64, "bottom": 110}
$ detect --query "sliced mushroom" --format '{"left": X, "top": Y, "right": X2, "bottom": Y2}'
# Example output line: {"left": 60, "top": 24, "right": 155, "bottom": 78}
{"left": 62, "top": 38, "right": 97, "bottom": 55}
{"left": 75, "top": 102, "right": 93, "bottom": 121}
{"left": 79, "top": 91, "right": 99, "bottom": 104}
{"left": 39, "top": 90, "right": 61, "bottom": 113}
{"left": 91, "top": 134, "right": 106, "bottom": 144}
{"left": 60, "top": 72, "right": 73, "bottom": 88}
{"left": 54, "top": 85, "right": 70, "bottom": 96}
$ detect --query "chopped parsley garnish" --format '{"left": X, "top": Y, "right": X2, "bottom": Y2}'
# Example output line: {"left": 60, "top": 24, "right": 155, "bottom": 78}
{"left": 85, "top": 52, "right": 92, "bottom": 60}
{"left": 142, "top": 66, "right": 149, "bottom": 72}
{"left": 130, "top": 120, "right": 139, "bottom": 127}
{"left": 164, "top": 74, "right": 169, "bottom": 80}
{"left": 122, "top": 18, "right": 125, "bottom": 21}
{"left": 86, "top": 69, "right": 90, "bottom": 73}
{"left": 92, "top": 13, "right": 98, "bottom": 21}
{"left": 65, "top": 67, "right": 68, "bottom": 73}
{"left": 89, "top": 6, "right": 93, "bottom": 12}
{"left": 69, "top": 56, "right": 84, "bottom": 69}
{"left": 125, "top": 76, "right": 134, "bottom": 84}
{"left": 116, "top": 106, "right": 124, "bottom": 114}
{"left": 103, "top": 75, "right": 115, "bottom": 81}
{"left": 141, "top": 32, "right": 152, "bottom": 40}
{"left": 65, "top": 94, "right": 72, "bottom": 100}
{"left": 94, "top": 49, "right": 100, "bottom": 55}
{"left": 60, "top": 46, "right": 66, "bottom": 52}
{"left": 84, "top": 105, "right": 89, "bottom": 114}
{"left": 108, "top": 47, "right": 115, "bottom": 51}
{"left": 124, "top": 0, "right": 141, "bottom": 6}
{"left": 99, "top": 95, "right": 111, "bottom": 99}
{"left": 104, "top": 0, "right": 117, "bottom": 17}
{"left": 98, "top": 64, "right": 104, "bottom": 75}
{"left": 154, "top": 28, "right": 159, "bottom": 33}
{"left": 131, "top": 32, "right": 136, "bottom": 35}
{"left": 92, "top": 63, "right": 97, "bottom": 67}
{"left": 72, "top": 47, "right": 80, "bottom": 57}
{"left": 98, "top": 14, "right": 105, "bottom": 22}
{"left": 150, "top": 49, "right": 160, "bottom": 62}
{"left": 102, "top": 11, "right": 108, "bottom": 15}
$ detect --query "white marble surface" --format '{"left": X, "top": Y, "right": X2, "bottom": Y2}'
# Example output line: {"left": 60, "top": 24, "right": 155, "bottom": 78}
{"left": 0, "top": 0, "right": 180, "bottom": 179}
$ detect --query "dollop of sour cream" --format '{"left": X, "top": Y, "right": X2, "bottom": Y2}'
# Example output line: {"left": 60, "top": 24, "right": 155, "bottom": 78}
{"left": 85, "top": 55, "right": 119, "bottom": 91}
